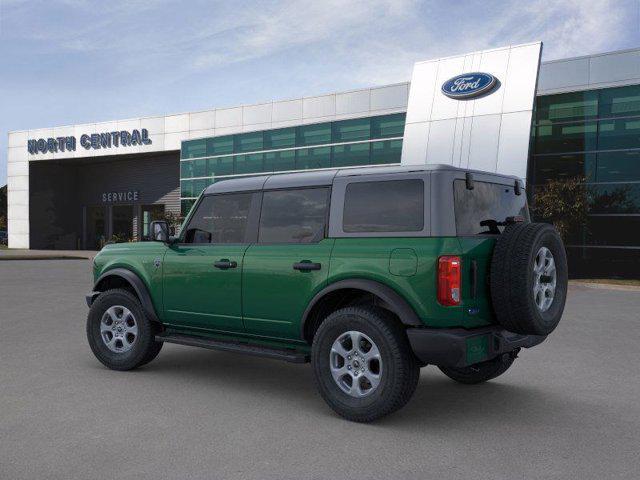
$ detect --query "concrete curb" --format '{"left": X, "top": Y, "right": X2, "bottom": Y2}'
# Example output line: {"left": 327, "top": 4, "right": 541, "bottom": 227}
{"left": 570, "top": 280, "right": 640, "bottom": 292}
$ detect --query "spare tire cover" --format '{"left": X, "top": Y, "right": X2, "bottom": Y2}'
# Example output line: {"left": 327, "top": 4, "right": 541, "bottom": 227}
{"left": 490, "top": 222, "right": 568, "bottom": 335}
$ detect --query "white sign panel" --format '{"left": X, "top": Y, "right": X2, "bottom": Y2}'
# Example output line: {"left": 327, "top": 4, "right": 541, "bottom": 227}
{"left": 401, "top": 42, "right": 542, "bottom": 180}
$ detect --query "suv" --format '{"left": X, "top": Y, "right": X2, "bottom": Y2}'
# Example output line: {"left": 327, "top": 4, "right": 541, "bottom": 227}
{"left": 86, "top": 165, "right": 567, "bottom": 422}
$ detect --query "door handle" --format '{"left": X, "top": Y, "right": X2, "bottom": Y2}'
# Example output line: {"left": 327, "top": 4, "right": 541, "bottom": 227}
{"left": 293, "top": 261, "right": 321, "bottom": 271}
{"left": 214, "top": 259, "right": 237, "bottom": 269}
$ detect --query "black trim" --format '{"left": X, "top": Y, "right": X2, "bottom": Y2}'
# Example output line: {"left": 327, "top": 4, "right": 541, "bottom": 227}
{"left": 407, "top": 326, "right": 546, "bottom": 368}
{"left": 300, "top": 278, "right": 422, "bottom": 338}
{"left": 91, "top": 268, "right": 159, "bottom": 322}
{"left": 156, "top": 333, "right": 309, "bottom": 363}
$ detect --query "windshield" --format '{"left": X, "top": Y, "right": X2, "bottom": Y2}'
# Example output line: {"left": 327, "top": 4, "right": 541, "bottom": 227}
{"left": 453, "top": 179, "right": 529, "bottom": 235}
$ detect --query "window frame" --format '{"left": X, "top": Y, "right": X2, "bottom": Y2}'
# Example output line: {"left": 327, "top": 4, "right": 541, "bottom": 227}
{"left": 177, "top": 191, "right": 261, "bottom": 245}
{"left": 256, "top": 186, "right": 331, "bottom": 245}
{"left": 329, "top": 172, "right": 431, "bottom": 238}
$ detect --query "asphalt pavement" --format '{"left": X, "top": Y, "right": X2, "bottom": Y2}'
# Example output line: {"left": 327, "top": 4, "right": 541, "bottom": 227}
{"left": 1, "top": 260, "right": 640, "bottom": 479}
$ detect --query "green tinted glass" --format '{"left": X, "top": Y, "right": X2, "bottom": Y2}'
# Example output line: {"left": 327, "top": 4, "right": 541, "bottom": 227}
{"left": 181, "top": 199, "right": 196, "bottom": 217}
{"left": 192, "top": 179, "right": 209, "bottom": 197}
{"left": 180, "top": 180, "right": 193, "bottom": 198}
{"left": 206, "top": 136, "right": 233, "bottom": 156}
{"left": 264, "top": 128, "right": 296, "bottom": 149}
{"left": 235, "top": 153, "right": 264, "bottom": 174}
{"left": 297, "top": 123, "right": 331, "bottom": 146}
{"left": 534, "top": 122, "right": 598, "bottom": 154}
{"left": 191, "top": 159, "right": 207, "bottom": 177}
{"left": 598, "top": 119, "right": 640, "bottom": 150}
{"left": 180, "top": 160, "right": 194, "bottom": 178}
{"left": 332, "top": 118, "right": 370, "bottom": 142}
{"left": 208, "top": 156, "right": 234, "bottom": 176}
{"left": 181, "top": 139, "right": 207, "bottom": 159}
{"left": 530, "top": 153, "right": 596, "bottom": 184}
{"left": 265, "top": 150, "right": 296, "bottom": 172}
{"left": 234, "top": 132, "right": 263, "bottom": 153}
{"left": 371, "top": 113, "right": 406, "bottom": 139}
{"left": 296, "top": 147, "right": 331, "bottom": 170}
{"left": 598, "top": 85, "right": 640, "bottom": 118}
{"left": 535, "top": 91, "right": 598, "bottom": 123}
{"left": 370, "top": 140, "right": 402, "bottom": 164}
{"left": 596, "top": 150, "right": 640, "bottom": 182}
{"left": 332, "top": 143, "right": 370, "bottom": 167}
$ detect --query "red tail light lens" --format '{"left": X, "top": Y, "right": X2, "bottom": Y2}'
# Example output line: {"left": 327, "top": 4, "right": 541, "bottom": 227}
{"left": 437, "top": 256, "right": 461, "bottom": 306}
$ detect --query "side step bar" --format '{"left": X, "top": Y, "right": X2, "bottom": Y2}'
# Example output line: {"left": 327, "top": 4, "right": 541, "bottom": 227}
{"left": 156, "top": 333, "right": 310, "bottom": 364}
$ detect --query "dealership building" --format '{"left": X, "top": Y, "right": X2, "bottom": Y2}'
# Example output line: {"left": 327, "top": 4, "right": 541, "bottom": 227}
{"left": 6, "top": 45, "right": 640, "bottom": 274}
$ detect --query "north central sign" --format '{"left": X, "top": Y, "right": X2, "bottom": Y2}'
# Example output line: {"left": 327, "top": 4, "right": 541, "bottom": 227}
{"left": 27, "top": 128, "right": 152, "bottom": 155}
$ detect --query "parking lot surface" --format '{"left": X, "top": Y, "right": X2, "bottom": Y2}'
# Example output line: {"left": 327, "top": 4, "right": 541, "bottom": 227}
{"left": 1, "top": 260, "right": 640, "bottom": 479}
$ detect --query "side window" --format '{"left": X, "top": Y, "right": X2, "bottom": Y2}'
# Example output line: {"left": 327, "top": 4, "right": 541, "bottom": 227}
{"left": 183, "top": 193, "right": 253, "bottom": 244}
{"left": 343, "top": 179, "right": 424, "bottom": 232}
{"left": 259, "top": 188, "right": 329, "bottom": 243}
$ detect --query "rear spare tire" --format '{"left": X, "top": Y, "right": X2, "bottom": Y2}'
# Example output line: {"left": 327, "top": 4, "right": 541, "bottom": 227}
{"left": 490, "top": 222, "right": 568, "bottom": 335}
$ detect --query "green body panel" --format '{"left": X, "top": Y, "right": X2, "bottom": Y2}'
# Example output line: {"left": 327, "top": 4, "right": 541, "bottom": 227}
{"left": 241, "top": 239, "right": 335, "bottom": 339}
{"left": 91, "top": 234, "right": 498, "bottom": 345}
{"left": 328, "top": 237, "right": 494, "bottom": 329}
{"left": 92, "top": 241, "right": 167, "bottom": 313}
{"left": 162, "top": 244, "right": 248, "bottom": 332}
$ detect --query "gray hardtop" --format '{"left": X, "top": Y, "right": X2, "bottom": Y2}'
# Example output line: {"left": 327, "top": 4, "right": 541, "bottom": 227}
{"left": 203, "top": 164, "right": 521, "bottom": 195}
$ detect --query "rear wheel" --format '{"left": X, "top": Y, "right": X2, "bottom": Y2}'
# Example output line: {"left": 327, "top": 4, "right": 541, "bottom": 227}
{"left": 86, "top": 289, "right": 162, "bottom": 371}
{"left": 312, "top": 306, "right": 419, "bottom": 423}
{"left": 439, "top": 352, "right": 516, "bottom": 385}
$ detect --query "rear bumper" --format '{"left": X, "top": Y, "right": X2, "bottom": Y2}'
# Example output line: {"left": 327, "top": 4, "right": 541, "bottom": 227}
{"left": 407, "top": 326, "right": 546, "bottom": 368}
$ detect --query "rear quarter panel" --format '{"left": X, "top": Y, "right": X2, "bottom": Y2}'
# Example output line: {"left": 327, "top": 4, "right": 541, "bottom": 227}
{"left": 329, "top": 237, "right": 492, "bottom": 328}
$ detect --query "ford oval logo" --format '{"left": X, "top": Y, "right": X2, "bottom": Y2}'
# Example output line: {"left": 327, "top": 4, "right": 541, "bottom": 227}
{"left": 441, "top": 72, "right": 497, "bottom": 99}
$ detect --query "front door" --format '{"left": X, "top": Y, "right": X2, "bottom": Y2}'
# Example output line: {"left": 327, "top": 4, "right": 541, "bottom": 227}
{"left": 242, "top": 187, "right": 333, "bottom": 339}
{"left": 162, "top": 192, "right": 259, "bottom": 333}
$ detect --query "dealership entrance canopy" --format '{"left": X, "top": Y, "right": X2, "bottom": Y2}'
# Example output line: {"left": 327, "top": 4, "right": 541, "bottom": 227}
{"left": 7, "top": 44, "right": 640, "bottom": 274}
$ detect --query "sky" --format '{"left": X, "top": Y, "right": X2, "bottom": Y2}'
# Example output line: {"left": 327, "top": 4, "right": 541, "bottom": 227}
{"left": 1, "top": 0, "right": 639, "bottom": 186}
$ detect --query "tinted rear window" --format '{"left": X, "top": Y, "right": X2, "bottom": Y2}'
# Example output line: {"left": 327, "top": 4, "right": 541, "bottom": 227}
{"left": 454, "top": 180, "right": 529, "bottom": 235}
{"left": 343, "top": 179, "right": 424, "bottom": 233}
{"left": 259, "top": 188, "right": 330, "bottom": 243}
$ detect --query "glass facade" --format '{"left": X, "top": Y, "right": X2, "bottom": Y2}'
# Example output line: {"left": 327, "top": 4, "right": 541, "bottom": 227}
{"left": 180, "top": 113, "right": 405, "bottom": 214}
{"left": 529, "top": 84, "right": 640, "bottom": 275}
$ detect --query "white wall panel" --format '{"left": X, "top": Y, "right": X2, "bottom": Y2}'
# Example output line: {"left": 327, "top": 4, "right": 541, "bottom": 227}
{"left": 303, "top": 95, "right": 336, "bottom": 118}
{"left": 402, "top": 42, "right": 542, "bottom": 180}
{"left": 189, "top": 111, "right": 215, "bottom": 131}
{"left": 215, "top": 107, "right": 243, "bottom": 128}
{"left": 243, "top": 103, "right": 272, "bottom": 125}
{"left": 7, "top": 161, "right": 28, "bottom": 177}
{"left": 8, "top": 146, "right": 27, "bottom": 163}
{"left": 9, "top": 131, "right": 28, "bottom": 147}
{"left": 467, "top": 114, "right": 502, "bottom": 171}
{"left": 272, "top": 99, "right": 303, "bottom": 122}
{"left": 370, "top": 84, "right": 409, "bottom": 111}
{"left": 496, "top": 110, "right": 534, "bottom": 179}
{"left": 8, "top": 233, "right": 29, "bottom": 249}
{"left": 336, "top": 90, "right": 370, "bottom": 115}
{"left": 164, "top": 114, "right": 189, "bottom": 133}
{"left": 400, "top": 122, "right": 430, "bottom": 166}
{"left": 140, "top": 116, "right": 165, "bottom": 134}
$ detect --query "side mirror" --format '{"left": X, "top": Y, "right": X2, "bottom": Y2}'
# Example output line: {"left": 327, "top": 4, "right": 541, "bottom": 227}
{"left": 150, "top": 220, "right": 169, "bottom": 243}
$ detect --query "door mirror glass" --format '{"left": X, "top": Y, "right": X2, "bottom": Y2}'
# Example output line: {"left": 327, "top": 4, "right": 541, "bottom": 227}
{"left": 150, "top": 220, "right": 169, "bottom": 243}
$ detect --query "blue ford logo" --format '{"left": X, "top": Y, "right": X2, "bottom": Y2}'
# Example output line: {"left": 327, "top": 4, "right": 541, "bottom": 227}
{"left": 441, "top": 72, "right": 497, "bottom": 99}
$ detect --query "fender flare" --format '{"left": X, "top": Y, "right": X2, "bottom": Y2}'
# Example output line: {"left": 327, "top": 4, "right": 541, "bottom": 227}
{"left": 90, "top": 268, "right": 159, "bottom": 323}
{"left": 300, "top": 278, "right": 423, "bottom": 338}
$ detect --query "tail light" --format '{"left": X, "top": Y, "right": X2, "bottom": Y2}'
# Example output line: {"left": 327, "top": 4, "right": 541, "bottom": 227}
{"left": 437, "top": 256, "right": 461, "bottom": 306}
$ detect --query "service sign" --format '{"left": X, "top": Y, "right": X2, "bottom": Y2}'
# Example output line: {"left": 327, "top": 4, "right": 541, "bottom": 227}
{"left": 27, "top": 129, "right": 152, "bottom": 155}
{"left": 441, "top": 72, "right": 497, "bottom": 99}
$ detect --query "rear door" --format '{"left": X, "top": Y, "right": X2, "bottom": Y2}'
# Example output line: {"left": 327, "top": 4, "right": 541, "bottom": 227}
{"left": 242, "top": 187, "right": 333, "bottom": 339}
{"left": 162, "top": 192, "right": 260, "bottom": 333}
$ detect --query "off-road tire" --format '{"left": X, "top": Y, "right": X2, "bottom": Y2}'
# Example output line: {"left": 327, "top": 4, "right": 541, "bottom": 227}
{"left": 439, "top": 353, "right": 515, "bottom": 385}
{"left": 312, "top": 306, "right": 420, "bottom": 423}
{"left": 86, "top": 288, "right": 162, "bottom": 371}
{"left": 490, "top": 222, "right": 568, "bottom": 335}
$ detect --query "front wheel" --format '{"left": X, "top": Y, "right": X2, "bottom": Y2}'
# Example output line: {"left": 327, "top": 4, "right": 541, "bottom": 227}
{"left": 86, "top": 288, "right": 163, "bottom": 371}
{"left": 312, "top": 307, "right": 419, "bottom": 423}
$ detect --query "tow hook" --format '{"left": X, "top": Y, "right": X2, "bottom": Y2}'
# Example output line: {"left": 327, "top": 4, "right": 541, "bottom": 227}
{"left": 503, "top": 347, "right": 521, "bottom": 362}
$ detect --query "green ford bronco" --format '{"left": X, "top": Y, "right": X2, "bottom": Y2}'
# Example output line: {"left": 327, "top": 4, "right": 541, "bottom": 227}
{"left": 86, "top": 164, "right": 567, "bottom": 422}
